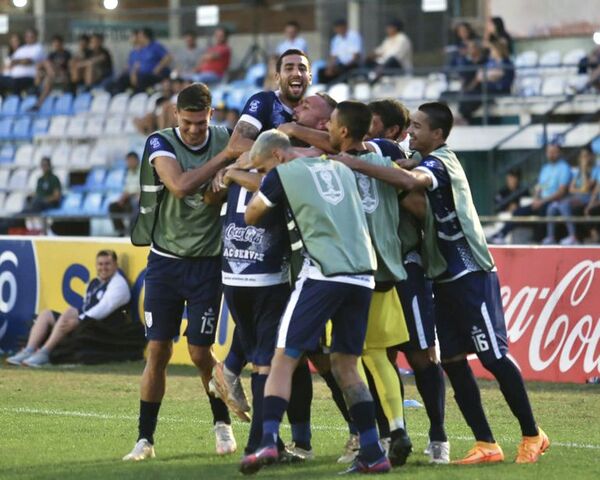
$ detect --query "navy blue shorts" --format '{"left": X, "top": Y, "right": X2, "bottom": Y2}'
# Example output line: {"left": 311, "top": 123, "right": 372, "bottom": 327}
{"left": 396, "top": 262, "right": 436, "bottom": 351}
{"left": 143, "top": 252, "right": 221, "bottom": 346}
{"left": 433, "top": 271, "right": 508, "bottom": 364}
{"left": 276, "top": 277, "right": 372, "bottom": 357}
{"left": 224, "top": 283, "right": 291, "bottom": 367}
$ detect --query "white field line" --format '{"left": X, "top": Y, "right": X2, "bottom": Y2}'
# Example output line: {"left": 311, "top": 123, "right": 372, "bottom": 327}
{"left": 2, "top": 406, "right": 600, "bottom": 451}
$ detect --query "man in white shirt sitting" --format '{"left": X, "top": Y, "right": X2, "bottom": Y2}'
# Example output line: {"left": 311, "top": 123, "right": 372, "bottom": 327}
{"left": 276, "top": 21, "right": 308, "bottom": 56}
{"left": 0, "top": 28, "right": 45, "bottom": 95}
{"left": 318, "top": 19, "right": 363, "bottom": 84}
{"left": 7, "top": 250, "right": 131, "bottom": 367}
{"left": 368, "top": 19, "right": 413, "bottom": 77}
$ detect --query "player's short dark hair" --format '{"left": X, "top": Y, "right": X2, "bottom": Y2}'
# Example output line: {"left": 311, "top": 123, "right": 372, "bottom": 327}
{"left": 368, "top": 99, "right": 410, "bottom": 131}
{"left": 40, "top": 156, "right": 51, "bottom": 167}
{"left": 140, "top": 27, "right": 154, "bottom": 41}
{"left": 91, "top": 32, "right": 105, "bottom": 42}
{"left": 126, "top": 151, "right": 139, "bottom": 161}
{"left": 387, "top": 19, "right": 404, "bottom": 31}
{"left": 285, "top": 20, "right": 300, "bottom": 30}
{"left": 333, "top": 19, "right": 347, "bottom": 28}
{"left": 51, "top": 34, "right": 64, "bottom": 44}
{"left": 276, "top": 49, "right": 310, "bottom": 73}
{"left": 176, "top": 83, "right": 212, "bottom": 111}
{"left": 418, "top": 102, "right": 453, "bottom": 139}
{"left": 78, "top": 33, "right": 90, "bottom": 43}
{"left": 97, "top": 249, "right": 117, "bottom": 262}
{"left": 336, "top": 101, "right": 372, "bottom": 141}
{"left": 315, "top": 92, "right": 337, "bottom": 112}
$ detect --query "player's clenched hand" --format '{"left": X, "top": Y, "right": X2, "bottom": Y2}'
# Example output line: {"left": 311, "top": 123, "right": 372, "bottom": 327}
{"left": 211, "top": 168, "right": 227, "bottom": 192}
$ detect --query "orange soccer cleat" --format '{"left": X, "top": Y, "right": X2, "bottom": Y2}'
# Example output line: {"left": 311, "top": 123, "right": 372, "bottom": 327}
{"left": 515, "top": 427, "right": 550, "bottom": 464}
{"left": 453, "top": 441, "right": 505, "bottom": 465}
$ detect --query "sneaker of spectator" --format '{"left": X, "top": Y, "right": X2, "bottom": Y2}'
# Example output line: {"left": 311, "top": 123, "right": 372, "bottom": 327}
{"left": 317, "top": 19, "right": 363, "bottom": 84}
{"left": 173, "top": 31, "right": 203, "bottom": 80}
{"left": 0, "top": 27, "right": 45, "bottom": 96}
{"left": 32, "top": 35, "right": 72, "bottom": 110}
{"left": 276, "top": 20, "right": 308, "bottom": 56}
{"left": 191, "top": 27, "right": 231, "bottom": 85}
{"left": 366, "top": 19, "right": 413, "bottom": 82}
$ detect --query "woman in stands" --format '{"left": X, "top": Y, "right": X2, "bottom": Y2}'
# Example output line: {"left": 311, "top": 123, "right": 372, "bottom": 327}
{"left": 2, "top": 33, "right": 22, "bottom": 74}
{"left": 484, "top": 16, "right": 514, "bottom": 56}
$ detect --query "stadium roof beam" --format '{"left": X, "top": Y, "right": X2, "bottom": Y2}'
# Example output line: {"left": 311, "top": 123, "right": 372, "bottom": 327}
{"left": 168, "top": 0, "right": 181, "bottom": 40}
{"left": 33, "top": 0, "right": 45, "bottom": 42}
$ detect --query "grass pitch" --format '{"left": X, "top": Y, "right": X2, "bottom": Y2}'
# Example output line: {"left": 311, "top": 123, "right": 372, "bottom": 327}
{"left": 1, "top": 362, "right": 598, "bottom": 479}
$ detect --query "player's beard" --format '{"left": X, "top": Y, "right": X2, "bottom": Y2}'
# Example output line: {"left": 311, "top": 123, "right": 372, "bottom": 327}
{"left": 284, "top": 81, "right": 307, "bottom": 102}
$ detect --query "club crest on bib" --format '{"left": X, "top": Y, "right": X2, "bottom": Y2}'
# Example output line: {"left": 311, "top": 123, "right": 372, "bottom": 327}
{"left": 355, "top": 172, "right": 379, "bottom": 213}
{"left": 308, "top": 164, "right": 344, "bottom": 205}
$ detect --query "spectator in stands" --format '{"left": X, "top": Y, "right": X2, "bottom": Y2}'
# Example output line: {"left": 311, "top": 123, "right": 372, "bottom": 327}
{"left": 109, "top": 152, "right": 141, "bottom": 237}
{"left": 77, "top": 33, "right": 114, "bottom": 89}
{"left": 22, "top": 156, "right": 62, "bottom": 214}
{"left": 495, "top": 167, "right": 525, "bottom": 213}
{"left": 491, "top": 142, "right": 571, "bottom": 244}
{"left": 0, "top": 28, "right": 44, "bottom": 95}
{"left": 276, "top": 20, "right": 308, "bottom": 55}
{"left": 584, "top": 162, "right": 600, "bottom": 242}
{"left": 6, "top": 249, "right": 131, "bottom": 367}
{"left": 173, "top": 31, "right": 202, "bottom": 79}
{"left": 456, "top": 40, "right": 488, "bottom": 89}
{"left": 31, "top": 35, "right": 72, "bottom": 111}
{"left": 458, "top": 40, "right": 514, "bottom": 123}
{"left": 192, "top": 27, "right": 231, "bottom": 84}
{"left": 366, "top": 19, "right": 413, "bottom": 80}
{"left": 578, "top": 46, "right": 600, "bottom": 91}
{"left": 133, "top": 77, "right": 187, "bottom": 134}
{"left": 109, "top": 27, "right": 171, "bottom": 94}
{"left": 318, "top": 18, "right": 363, "bottom": 84}
{"left": 446, "top": 21, "right": 478, "bottom": 69}
{"left": 69, "top": 34, "right": 92, "bottom": 87}
{"left": 546, "top": 145, "right": 598, "bottom": 245}
{"left": 484, "top": 16, "right": 514, "bottom": 55}
{"left": 2, "top": 33, "right": 22, "bottom": 74}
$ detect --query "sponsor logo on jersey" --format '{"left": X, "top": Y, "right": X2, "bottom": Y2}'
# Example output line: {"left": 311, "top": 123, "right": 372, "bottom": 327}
{"left": 150, "top": 137, "right": 161, "bottom": 149}
{"left": 248, "top": 100, "right": 260, "bottom": 113}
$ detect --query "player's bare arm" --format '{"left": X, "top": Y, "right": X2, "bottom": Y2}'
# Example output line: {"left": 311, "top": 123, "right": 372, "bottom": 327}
{"left": 224, "top": 169, "right": 262, "bottom": 192}
{"left": 278, "top": 122, "right": 336, "bottom": 153}
{"left": 244, "top": 193, "right": 271, "bottom": 225}
{"left": 154, "top": 150, "right": 229, "bottom": 199}
{"left": 331, "top": 153, "right": 432, "bottom": 191}
{"left": 227, "top": 121, "right": 260, "bottom": 158}
{"left": 400, "top": 190, "right": 427, "bottom": 220}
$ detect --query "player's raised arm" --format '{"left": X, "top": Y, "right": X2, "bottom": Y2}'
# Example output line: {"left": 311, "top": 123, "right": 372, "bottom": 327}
{"left": 227, "top": 120, "right": 260, "bottom": 158}
{"left": 278, "top": 122, "right": 335, "bottom": 153}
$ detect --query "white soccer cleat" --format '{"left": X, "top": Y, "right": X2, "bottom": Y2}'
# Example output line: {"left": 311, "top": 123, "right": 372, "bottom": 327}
{"left": 214, "top": 421, "right": 237, "bottom": 455}
{"left": 428, "top": 441, "right": 450, "bottom": 464}
{"left": 122, "top": 438, "right": 155, "bottom": 461}
{"left": 337, "top": 433, "right": 359, "bottom": 464}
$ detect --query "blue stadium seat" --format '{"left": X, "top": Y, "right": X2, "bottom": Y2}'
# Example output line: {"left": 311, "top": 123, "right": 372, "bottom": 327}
{"left": 311, "top": 59, "right": 327, "bottom": 84}
{"left": 73, "top": 92, "right": 92, "bottom": 115}
{"left": 245, "top": 63, "right": 267, "bottom": 87}
{"left": 12, "top": 116, "right": 32, "bottom": 140}
{"left": 101, "top": 192, "right": 121, "bottom": 214}
{"left": 53, "top": 93, "right": 74, "bottom": 115}
{"left": 0, "top": 143, "right": 15, "bottom": 164}
{"left": 82, "top": 192, "right": 104, "bottom": 214}
{"left": 32, "top": 117, "right": 50, "bottom": 136}
{"left": 71, "top": 167, "right": 107, "bottom": 193}
{"left": 38, "top": 95, "right": 55, "bottom": 116}
{"left": 45, "top": 191, "right": 83, "bottom": 216}
{"left": 19, "top": 95, "right": 38, "bottom": 114}
{"left": 104, "top": 168, "right": 126, "bottom": 191}
{"left": 0, "top": 118, "right": 13, "bottom": 140}
{"left": 1, "top": 95, "right": 20, "bottom": 117}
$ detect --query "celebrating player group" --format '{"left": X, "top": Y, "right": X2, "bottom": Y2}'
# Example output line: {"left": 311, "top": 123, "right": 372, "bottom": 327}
{"left": 123, "top": 48, "right": 550, "bottom": 475}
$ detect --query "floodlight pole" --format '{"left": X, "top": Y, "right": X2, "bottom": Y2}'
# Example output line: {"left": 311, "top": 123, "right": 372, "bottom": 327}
{"left": 33, "top": 0, "right": 45, "bottom": 42}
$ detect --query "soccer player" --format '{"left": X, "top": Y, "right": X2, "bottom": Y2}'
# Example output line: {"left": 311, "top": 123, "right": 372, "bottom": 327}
{"left": 124, "top": 83, "right": 236, "bottom": 461}
{"left": 239, "top": 130, "right": 390, "bottom": 475}
{"left": 334, "top": 102, "right": 549, "bottom": 465}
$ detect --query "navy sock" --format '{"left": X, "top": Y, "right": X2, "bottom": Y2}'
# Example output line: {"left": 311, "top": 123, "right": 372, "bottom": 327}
{"left": 321, "top": 371, "right": 357, "bottom": 435}
{"left": 138, "top": 400, "right": 161, "bottom": 444}
{"left": 348, "top": 401, "right": 384, "bottom": 462}
{"left": 208, "top": 393, "right": 231, "bottom": 425}
{"left": 485, "top": 356, "right": 538, "bottom": 437}
{"left": 246, "top": 373, "right": 267, "bottom": 454}
{"left": 224, "top": 330, "right": 246, "bottom": 376}
{"left": 261, "top": 396, "right": 288, "bottom": 447}
{"left": 414, "top": 362, "right": 447, "bottom": 442}
{"left": 443, "top": 360, "right": 494, "bottom": 443}
{"left": 287, "top": 362, "right": 312, "bottom": 449}
{"left": 363, "top": 363, "right": 390, "bottom": 438}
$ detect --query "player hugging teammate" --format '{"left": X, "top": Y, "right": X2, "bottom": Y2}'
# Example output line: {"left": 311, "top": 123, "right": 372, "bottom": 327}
{"left": 127, "top": 48, "right": 550, "bottom": 474}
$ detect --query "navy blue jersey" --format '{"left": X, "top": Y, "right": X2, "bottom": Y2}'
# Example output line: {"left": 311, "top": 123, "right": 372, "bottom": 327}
{"left": 80, "top": 272, "right": 130, "bottom": 320}
{"left": 415, "top": 156, "right": 482, "bottom": 282}
{"left": 239, "top": 91, "right": 294, "bottom": 133}
{"left": 367, "top": 138, "right": 407, "bottom": 161}
{"left": 221, "top": 181, "right": 290, "bottom": 286}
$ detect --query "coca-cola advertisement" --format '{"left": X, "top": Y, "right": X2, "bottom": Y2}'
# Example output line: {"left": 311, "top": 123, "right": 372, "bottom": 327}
{"left": 468, "top": 247, "right": 600, "bottom": 383}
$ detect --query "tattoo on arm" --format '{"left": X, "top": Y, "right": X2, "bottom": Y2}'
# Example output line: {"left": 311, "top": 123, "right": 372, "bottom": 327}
{"left": 342, "top": 382, "right": 373, "bottom": 408}
{"left": 235, "top": 121, "right": 259, "bottom": 141}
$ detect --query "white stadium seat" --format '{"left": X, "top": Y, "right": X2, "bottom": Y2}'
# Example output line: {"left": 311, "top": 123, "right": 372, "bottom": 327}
{"left": 108, "top": 92, "right": 130, "bottom": 115}
{"left": 69, "top": 144, "right": 92, "bottom": 170}
{"left": 146, "top": 91, "right": 163, "bottom": 113}
{"left": 89, "top": 144, "right": 109, "bottom": 167}
{"left": 33, "top": 144, "right": 55, "bottom": 166}
{"left": 327, "top": 83, "right": 350, "bottom": 103}
{"left": 562, "top": 48, "right": 586, "bottom": 66}
{"left": 306, "top": 84, "right": 326, "bottom": 97}
{"left": 0, "top": 169, "right": 10, "bottom": 189}
{"left": 66, "top": 115, "right": 87, "bottom": 138}
{"left": 401, "top": 78, "right": 426, "bottom": 100}
{"left": 90, "top": 91, "right": 111, "bottom": 115}
{"left": 14, "top": 144, "right": 35, "bottom": 168}
{"left": 84, "top": 116, "right": 105, "bottom": 137}
{"left": 47, "top": 115, "right": 69, "bottom": 137}
{"left": 54, "top": 168, "right": 69, "bottom": 188}
{"left": 353, "top": 82, "right": 372, "bottom": 102}
{"left": 541, "top": 76, "right": 567, "bottom": 96}
{"left": 51, "top": 143, "right": 72, "bottom": 168}
{"left": 8, "top": 168, "right": 30, "bottom": 190}
{"left": 128, "top": 92, "right": 149, "bottom": 117}
{"left": 27, "top": 169, "right": 38, "bottom": 192}
{"left": 0, "top": 192, "right": 5, "bottom": 210}
{"left": 538, "top": 50, "right": 562, "bottom": 68}
{"left": 104, "top": 115, "right": 125, "bottom": 135}
{"left": 515, "top": 50, "right": 538, "bottom": 69}
{"left": 4, "top": 192, "right": 27, "bottom": 213}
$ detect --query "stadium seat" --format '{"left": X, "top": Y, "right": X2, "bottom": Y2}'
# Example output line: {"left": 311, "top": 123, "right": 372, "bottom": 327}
{"left": 1, "top": 95, "right": 20, "bottom": 117}
{"left": 72, "top": 92, "right": 93, "bottom": 115}
{"left": 84, "top": 116, "right": 105, "bottom": 137}
{"left": 3, "top": 192, "right": 27, "bottom": 214}
{"left": 327, "top": 83, "right": 351, "bottom": 102}
{"left": 18, "top": 95, "right": 38, "bottom": 114}
{"left": 53, "top": 92, "right": 74, "bottom": 115}
{"left": 50, "top": 143, "right": 72, "bottom": 168}
{"left": 104, "top": 115, "right": 124, "bottom": 135}
{"left": 89, "top": 144, "right": 109, "bottom": 166}
{"left": 66, "top": 115, "right": 87, "bottom": 138}
{"left": 145, "top": 91, "right": 163, "bottom": 113}
{"left": 54, "top": 168, "right": 69, "bottom": 188}
{"left": 108, "top": 92, "right": 130, "bottom": 115}
{"left": 8, "top": 168, "right": 30, "bottom": 190}
{"left": 515, "top": 50, "right": 538, "bottom": 70}
{"left": 353, "top": 82, "right": 372, "bottom": 102}
{"left": 124, "top": 117, "right": 137, "bottom": 134}
{"left": 127, "top": 92, "right": 149, "bottom": 117}
{"left": 0, "top": 118, "right": 13, "bottom": 140}
{"left": 34, "top": 144, "right": 55, "bottom": 166}
{"left": 26, "top": 169, "right": 38, "bottom": 192}
{"left": 0, "top": 192, "right": 5, "bottom": 210}
{"left": 0, "top": 143, "right": 15, "bottom": 163}
{"left": 562, "top": 48, "right": 586, "bottom": 67}
{"left": 47, "top": 115, "right": 69, "bottom": 137}
{"left": 425, "top": 74, "right": 448, "bottom": 100}
{"left": 401, "top": 78, "right": 427, "bottom": 100}
{"left": 0, "top": 169, "right": 10, "bottom": 189}
{"left": 245, "top": 63, "right": 267, "bottom": 87}
{"left": 226, "top": 87, "right": 250, "bottom": 111}
{"left": 211, "top": 85, "right": 227, "bottom": 107}
{"left": 71, "top": 167, "right": 107, "bottom": 193}
{"left": 14, "top": 144, "right": 35, "bottom": 167}
{"left": 538, "top": 50, "right": 562, "bottom": 69}
{"left": 104, "top": 168, "right": 126, "bottom": 190}
{"left": 516, "top": 76, "right": 543, "bottom": 97}
{"left": 69, "top": 144, "right": 92, "bottom": 169}
{"left": 306, "top": 83, "right": 326, "bottom": 97}
{"left": 38, "top": 95, "right": 56, "bottom": 116}
{"left": 49, "top": 191, "right": 83, "bottom": 215}
{"left": 541, "top": 76, "right": 567, "bottom": 96}
{"left": 12, "top": 116, "right": 32, "bottom": 140}
{"left": 82, "top": 192, "right": 104, "bottom": 214}
{"left": 100, "top": 192, "right": 121, "bottom": 214}
{"left": 90, "top": 91, "right": 111, "bottom": 115}
{"left": 31, "top": 117, "right": 50, "bottom": 136}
